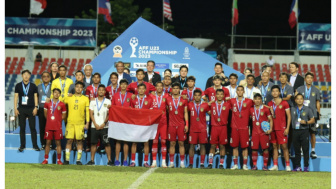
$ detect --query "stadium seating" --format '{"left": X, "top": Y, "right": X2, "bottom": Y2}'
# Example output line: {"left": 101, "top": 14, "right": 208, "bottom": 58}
{"left": 254, "top": 63, "right": 260, "bottom": 76}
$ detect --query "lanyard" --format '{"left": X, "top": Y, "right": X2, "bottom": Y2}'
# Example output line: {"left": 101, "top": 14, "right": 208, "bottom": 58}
{"left": 111, "top": 84, "right": 119, "bottom": 95}
{"left": 261, "top": 82, "right": 269, "bottom": 98}
{"left": 172, "top": 96, "right": 181, "bottom": 111}
{"left": 187, "top": 87, "right": 195, "bottom": 101}
{"left": 42, "top": 83, "right": 50, "bottom": 95}
{"left": 236, "top": 97, "right": 244, "bottom": 114}
{"left": 216, "top": 101, "right": 224, "bottom": 117}
{"left": 246, "top": 86, "right": 254, "bottom": 99}
{"left": 119, "top": 92, "right": 127, "bottom": 106}
{"left": 59, "top": 78, "right": 65, "bottom": 93}
{"left": 254, "top": 105, "right": 261, "bottom": 122}
{"left": 96, "top": 98, "right": 105, "bottom": 112}
{"left": 51, "top": 100, "right": 60, "bottom": 116}
{"left": 22, "top": 82, "right": 30, "bottom": 96}
{"left": 280, "top": 84, "right": 286, "bottom": 98}
{"left": 305, "top": 85, "right": 311, "bottom": 99}
{"left": 92, "top": 84, "right": 98, "bottom": 97}
{"left": 272, "top": 102, "right": 277, "bottom": 113}
{"left": 137, "top": 95, "right": 146, "bottom": 109}
{"left": 229, "top": 86, "right": 237, "bottom": 98}
{"left": 156, "top": 93, "right": 164, "bottom": 109}
{"left": 194, "top": 102, "right": 200, "bottom": 117}
{"left": 297, "top": 106, "right": 303, "bottom": 119}
{"left": 164, "top": 86, "right": 170, "bottom": 93}
{"left": 180, "top": 77, "right": 186, "bottom": 88}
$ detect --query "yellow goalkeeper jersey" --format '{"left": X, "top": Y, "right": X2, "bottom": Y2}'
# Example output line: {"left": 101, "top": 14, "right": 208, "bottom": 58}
{"left": 50, "top": 77, "right": 73, "bottom": 102}
{"left": 64, "top": 94, "right": 90, "bottom": 125}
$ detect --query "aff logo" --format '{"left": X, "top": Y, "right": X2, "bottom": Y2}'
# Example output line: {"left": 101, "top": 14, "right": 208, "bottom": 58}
{"left": 130, "top": 37, "right": 139, "bottom": 58}
{"left": 113, "top": 45, "right": 123, "bottom": 58}
{"left": 183, "top": 47, "right": 190, "bottom": 59}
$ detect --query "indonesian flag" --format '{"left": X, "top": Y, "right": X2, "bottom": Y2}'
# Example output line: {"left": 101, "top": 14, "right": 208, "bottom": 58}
{"left": 231, "top": 0, "right": 238, "bottom": 26}
{"left": 288, "top": 0, "right": 299, "bottom": 29}
{"left": 30, "top": 0, "right": 47, "bottom": 15}
{"left": 108, "top": 106, "right": 162, "bottom": 142}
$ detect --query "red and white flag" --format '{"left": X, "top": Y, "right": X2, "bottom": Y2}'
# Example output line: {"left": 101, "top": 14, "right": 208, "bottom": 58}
{"left": 288, "top": 0, "right": 299, "bottom": 29}
{"left": 30, "top": 0, "right": 47, "bottom": 15}
{"left": 108, "top": 106, "right": 162, "bottom": 142}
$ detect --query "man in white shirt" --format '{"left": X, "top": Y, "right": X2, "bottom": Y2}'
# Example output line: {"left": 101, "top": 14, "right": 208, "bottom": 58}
{"left": 225, "top": 73, "right": 238, "bottom": 99}
{"left": 267, "top": 56, "right": 275, "bottom": 67}
{"left": 244, "top": 75, "right": 261, "bottom": 99}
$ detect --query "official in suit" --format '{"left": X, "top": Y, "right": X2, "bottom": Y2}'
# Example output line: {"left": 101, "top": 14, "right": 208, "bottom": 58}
{"left": 171, "top": 65, "right": 188, "bottom": 90}
{"left": 144, "top": 60, "right": 161, "bottom": 86}
{"left": 288, "top": 62, "right": 304, "bottom": 92}
{"left": 107, "top": 61, "right": 132, "bottom": 86}
{"left": 83, "top": 64, "right": 93, "bottom": 86}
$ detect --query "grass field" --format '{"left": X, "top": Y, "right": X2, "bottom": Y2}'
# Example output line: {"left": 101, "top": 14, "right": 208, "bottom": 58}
{"left": 5, "top": 163, "right": 331, "bottom": 189}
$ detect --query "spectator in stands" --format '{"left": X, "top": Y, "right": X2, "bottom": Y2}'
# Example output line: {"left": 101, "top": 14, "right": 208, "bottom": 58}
{"left": 238, "top": 68, "right": 252, "bottom": 87}
{"left": 68, "top": 70, "right": 88, "bottom": 95}
{"left": 14, "top": 69, "right": 40, "bottom": 152}
{"left": 205, "top": 63, "right": 229, "bottom": 89}
{"left": 100, "top": 41, "right": 107, "bottom": 51}
{"left": 172, "top": 65, "right": 189, "bottom": 90}
{"left": 124, "top": 68, "right": 130, "bottom": 75}
{"left": 35, "top": 52, "right": 42, "bottom": 64}
{"left": 266, "top": 56, "right": 275, "bottom": 67}
{"left": 50, "top": 62, "right": 60, "bottom": 83}
{"left": 107, "top": 61, "right": 132, "bottom": 86}
{"left": 144, "top": 60, "right": 161, "bottom": 86}
{"left": 164, "top": 69, "right": 172, "bottom": 77}
{"left": 254, "top": 65, "right": 274, "bottom": 87}
{"left": 288, "top": 62, "right": 304, "bottom": 92}
{"left": 37, "top": 71, "right": 52, "bottom": 150}
{"left": 84, "top": 64, "right": 93, "bottom": 86}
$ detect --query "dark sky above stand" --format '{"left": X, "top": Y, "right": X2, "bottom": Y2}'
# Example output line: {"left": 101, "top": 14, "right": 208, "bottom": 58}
{"left": 6, "top": 0, "right": 331, "bottom": 40}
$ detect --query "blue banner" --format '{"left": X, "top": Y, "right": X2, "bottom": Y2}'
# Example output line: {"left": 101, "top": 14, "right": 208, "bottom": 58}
{"left": 5, "top": 17, "right": 97, "bottom": 47}
{"left": 298, "top": 23, "right": 331, "bottom": 51}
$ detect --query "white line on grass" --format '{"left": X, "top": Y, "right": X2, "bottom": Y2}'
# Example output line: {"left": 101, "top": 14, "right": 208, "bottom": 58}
{"left": 128, "top": 167, "right": 158, "bottom": 189}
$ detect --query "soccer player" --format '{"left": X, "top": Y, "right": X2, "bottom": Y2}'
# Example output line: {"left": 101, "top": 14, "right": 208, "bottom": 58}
{"left": 50, "top": 65, "right": 73, "bottom": 102}
{"left": 208, "top": 89, "right": 231, "bottom": 169}
{"left": 279, "top": 73, "right": 294, "bottom": 107}
{"left": 244, "top": 75, "right": 261, "bottom": 99}
{"left": 86, "top": 73, "right": 101, "bottom": 101}
{"left": 129, "top": 83, "right": 154, "bottom": 167}
{"left": 106, "top": 72, "right": 120, "bottom": 100}
{"left": 68, "top": 70, "right": 88, "bottom": 95}
{"left": 257, "top": 71, "right": 274, "bottom": 105}
{"left": 41, "top": 88, "right": 67, "bottom": 165}
{"left": 167, "top": 82, "right": 189, "bottom": 168}
{"left": 127, "top": 69, "right": 156, "bottom": 95}
{"left": 163, "top": 75, "right": 172, "bottom": 94}
{"left": 268, "top": 85, "right": 291, "bottom": 171}
{"left": 291, "top": 94, "right": 315, "bottom": 172}
{"left": 87, "top": 84, "right": 113, "bottom": 166}
{"left": 250, "top": 93, "right": 273, "bottom": 170}
{"left": 150, "top": 81, "right": 169, "bottom": 168}
{"left": 225, "top": 73, "right": 238, "bottom": 99}
{"left": 296, "top": 72, "right": 320, "bottom": 159}
{"left": 203, "top": 75, "right": 230, "bottom": 102}
{"left": 112, "top": 79, "right": 133, "bottom": 166}
{"left": 63, "top": 81, "right": 90, "bottom": 165}
{"left": 229, "top": 86, "right": 254, "bottom": 170}
{"left": 187, "top": 89, "right": 210, "bottom": 168}
{"left": 181, "top": 76, "right": 203, "bottom": 102}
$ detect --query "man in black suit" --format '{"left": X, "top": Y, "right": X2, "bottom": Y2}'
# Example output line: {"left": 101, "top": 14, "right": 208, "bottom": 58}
{"left": 144, "top": 60, "right": 161, "bottom": 86}
{"left": 254, "top": 65, "right": 274, "bottom": 87}
{"left": 205, "top": 62, "right": 229, "bottom": 89}
{"left": 288, "top": 62, "right": 304, "bottom": 91}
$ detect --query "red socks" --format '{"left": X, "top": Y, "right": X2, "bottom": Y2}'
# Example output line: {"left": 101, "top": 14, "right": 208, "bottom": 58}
{"left": 44, "top": 154, "right": 48, "bottom": 160}
{"left": 263, "top": 151, "right": 269, "bottom": 166}
{"left": 220, "top": 156, "right": 224, "bottom": 165}
{"left": 273, "top": 159, "right": 278, "bottom": 166}
{"left": 170, "top": 154, "right": 174, "bottom": 162}
{"left": 286, "top": 161, "right": 290, "bottom": 167}
{"left": 131, "top": 153, "right": 136, "bottom": 162}
{"left": 161, "top": 140, "right": 167, "bottom": 161}
{"left": 180, "top": 154, "right": 185, "bottom": 161}
{"left": 233, "top": 156, "right": 238, "bottom": 165}
{"left": 252, "top": 151, "right": 258, "bottom": 166}
{"left": 152, "top": 141, "right": 158, "bottom": 161}
{"left": 144, "top": 154, "right": 148, "bottom": 162}
{"left": 189, "top": 155, "right": 194, "bottom": 165}
{"left": 57, "top": 154, "right": 61, "bottom": 161}
{"left": 200, "top": 155, "right": 205, "bottom": 164}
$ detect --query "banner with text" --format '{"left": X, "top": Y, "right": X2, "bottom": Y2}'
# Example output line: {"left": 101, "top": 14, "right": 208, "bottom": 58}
{"left": 298, "top": 23, "right": 331, "bottom": 51}
{"left": 5, "top": 17, "right": 97, "bottom": 47}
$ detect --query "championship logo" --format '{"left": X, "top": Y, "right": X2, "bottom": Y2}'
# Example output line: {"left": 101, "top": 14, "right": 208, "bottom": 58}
{"left": 130, "top": 37, "right": 138, "bottom": 58}
{"left": 183, "top": 47, "right": 190, "bottom": 59}
{"left": 113, "top": 45, "right": 123, "bottom": 58}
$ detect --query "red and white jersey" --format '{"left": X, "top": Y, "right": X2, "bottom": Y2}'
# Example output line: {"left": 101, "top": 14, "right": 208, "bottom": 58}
{"left": 166, "top": 96, "right": 188, "bottom": 127}
{"left": 267, "top": 100, "right": 290, "bottom": 130}
{"left": 126, "top": 81, "right": 156, "bottom": 95}
{"left": 250, "top": 105, "right": 272, "bottom": 135}
{"left": 44, "top": 101, "right": 67, "bottom": 130}
{"left": 111, "top": 91, "right": 133, "bottom": 107}
{"left": 105, "top": 85, "right": 120, "bottom": 100}
{"left": 229, "top": 98, "right": 254, "bottom": 130}
{"left": 130, "top": 95, "right": 153, "bottom": 109}
{"left": 150, "top": 93, "right": 169, "bottom": 125}
{"left": 209, "top": 101, "right": 231, "bottom": 127}
{"left": 163, "top": 86, "right": 172, "bottom": 95}
{"left": 86, "top": 84, "right": 99, "bottom": 99}
{"left": 181, "top": 87, "right": 204, "bottom": 102}
{"left": 188, "top": 101, "right": 209, "bottom": 132}
{"left": 204, "top": 86, "right": 230, "bottom": 102}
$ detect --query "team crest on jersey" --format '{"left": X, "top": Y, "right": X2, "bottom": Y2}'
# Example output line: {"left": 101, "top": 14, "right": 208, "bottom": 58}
{"left": 145, "top": 101, "right": 148, "bottom": 105}
{"left": 57, "top": 106, "right": 61, "bottom": 110}
{"left": 312, "top": 92, "right": 315, "bottom": 96}
{"left": 75, "top": 100, "right": 78, "bottom": 103}
{"left": 233, "top": 107, "right": 237, "bottom": 112}
{"left": 223, "top": 106, "right": 226, "bottom": 110}
{"left": 200, "top": 108, "right": 204, "bottom": 112}
{"left": 279, "top": 105, "right": 283, "bottom": 109}
{"left": 104, "top": 104, "right": 107, "bottom": 107}
{"left": 284, "top": 91, "right": 287, "bottom": 95}
{"left": 261, "top": 112, "right": 264, "bottom": 116}
{"left": 127, "top": 98, "right": 130, "bottom": 102}
{"left": 163, "top": 98, "right": 166, "bottom": 102}
{"left": 243, "top": 103, "right": 246, "bottom": 107}
{"left": 302, "top": 112, "right": 306, "bottom": 116}
{"left": 179, "top": 102, "right": 182, "bottom": 106}
{"left": 268, "top": 88, "right": 270, "bottom": 91}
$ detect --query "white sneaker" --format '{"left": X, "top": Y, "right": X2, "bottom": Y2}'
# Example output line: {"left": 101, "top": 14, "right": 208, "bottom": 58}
{"left": 286, "top": 166, "right": 291, "bottom": 172}
{"left": 231, "top": 164, "right": 238, "bottom": 170}
{"left": 161, "top": 161, "right": 167, "bottom": 168}
{"left": 151, "top": 161, "right": 157, "bottom": 168}
{"left": 243, "top": 164, "right": 249, "bottom": 170}
{"left": 269, "top": 165, "right": 278, "bottom": 171}
{"left": 168, "top": 162, "right": 174, "bottom": 168}
{"left": 180, "top": 161, "right": 185, "bottom": 168}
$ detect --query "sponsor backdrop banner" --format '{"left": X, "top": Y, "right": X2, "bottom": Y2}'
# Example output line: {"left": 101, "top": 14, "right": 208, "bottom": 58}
{"left": 90, "top": 17, "right": 243, "bottom": 90}
{"left": 5, "top": 17, "right": 97, "bottom": 47}
{"left": 298, "top": 23, "right": 331, "bottom": 51}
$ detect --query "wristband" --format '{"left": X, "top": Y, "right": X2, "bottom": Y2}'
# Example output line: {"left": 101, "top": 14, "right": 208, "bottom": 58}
{"left": 185, "top": 120, "right": 189, "bottom": 126}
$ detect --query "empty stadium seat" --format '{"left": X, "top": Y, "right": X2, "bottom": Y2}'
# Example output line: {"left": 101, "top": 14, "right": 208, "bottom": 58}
{"left": 317, "top": 65, "right": 325, "bottom": 82}
{"left": 309, "top": 64, "right": 318, "bottom": 82}
{"left": 5, "top": 57, "right": 11, "bottom": 62}
{"left": 298, "top": 64, "right": 302, "bottom": 75}
{"left": 302, "top": 64, "right": 308, "bottom": 74}
{"left": 233, "top": 62, "right": 238, "bottom": 71}
{"left": 85, "top": 59, "right": 91, "bottom": 64}
{"left": 254, "top": 63, "right": 260, "bottom": 76}
{"left": 324, "top": 65, "right": 331, "bottom": 82}
{"left": 240, "top": 62, "right": 246, "bottom": 73}
{"left": 247, "top": 62, "right": 252, "bottom": 69}
{"left": 50, "top": 58, "right": 56, "bottom": 63}
{"left": 57, "top": 58, "right": 63, "bottom": 64}
{"left": 282, "top": 64, "right": 288, "bottom": 73}
{"left": 79, "top": 59, "right": 84, "bottom": 64}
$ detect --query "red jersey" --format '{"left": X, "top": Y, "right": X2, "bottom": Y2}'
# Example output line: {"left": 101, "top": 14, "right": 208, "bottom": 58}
{"left": 188, "top": 101, "right": 209, "bottom": 132}
{"left": 267, "top": 100, "right": 290, "bottom": 130}
{"left": 166, "top": 96, "right": 188, "bottom": 127}
{"left": 105, "top": 85, "right": 120, "bottom": 100}
{"left": 150, "top": 93, "right": 169, "bottom": 125}
{"left": 204, "top": 86, "right": 230, "bottom": 102}
{"left": 126, "top": 81, "right": 156, "bottom": 95}
{"left": 163, "top": 86, "right": 172, "bottom": 94}
{"left": 130, "top": 95, "right": 153, "bottom": 109}
{"left": 181, "top": 87, "right": 204, "bottom": 102}
{"left": 229, "top": 98, "right": 254, "bottom": 130}
{"left": 86, "top": 84, "right": 99, "bottom": 99}
{"left": 44, "top": 101, "right": 67, "bottom": 130}
{"left": 250, "top": 105, "right": 271, "bottom": 135}
{"left": 111, "top": 91, "right": 132, "bottom": 107}
{"left": 210, "top": 101, "right": 231, "bottom": 126}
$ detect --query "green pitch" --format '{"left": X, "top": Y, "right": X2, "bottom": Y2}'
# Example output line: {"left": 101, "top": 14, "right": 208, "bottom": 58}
{"left": 5, "top": 163, "right": 331, "bottom": 189}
